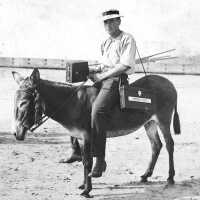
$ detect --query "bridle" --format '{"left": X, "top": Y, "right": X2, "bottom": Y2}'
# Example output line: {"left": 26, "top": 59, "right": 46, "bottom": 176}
{"left": 16, "top": 87, "right": 44, "bottom": 132}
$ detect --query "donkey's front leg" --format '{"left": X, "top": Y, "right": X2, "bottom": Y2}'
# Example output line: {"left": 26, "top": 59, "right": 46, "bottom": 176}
{"left": 79, "top": 138, "right": 93, "bottom": 198}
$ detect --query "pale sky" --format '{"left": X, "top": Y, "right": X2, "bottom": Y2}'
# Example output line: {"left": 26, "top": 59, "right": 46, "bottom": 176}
{"left": 0, "top": 0, "right": 199, "bottom": 60}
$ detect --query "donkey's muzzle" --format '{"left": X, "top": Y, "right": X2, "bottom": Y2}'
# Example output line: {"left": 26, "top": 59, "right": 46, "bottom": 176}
{"left": 14, "top": 126, "right": 28, "bottom": 141}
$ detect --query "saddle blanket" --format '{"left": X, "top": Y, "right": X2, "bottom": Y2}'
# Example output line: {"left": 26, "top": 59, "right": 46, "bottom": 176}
{"left": 119, "top": 85, "right": 156, "bottom": 111}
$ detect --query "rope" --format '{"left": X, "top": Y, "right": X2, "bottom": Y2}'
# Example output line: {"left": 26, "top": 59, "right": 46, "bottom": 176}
{"left": 136, "top": 45, "right": 147, "bottom": 76}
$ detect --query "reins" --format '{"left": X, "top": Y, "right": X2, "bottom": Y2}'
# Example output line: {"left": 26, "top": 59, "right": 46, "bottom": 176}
{"left": 29, "top": 81, "right": 86, "bottom": 132}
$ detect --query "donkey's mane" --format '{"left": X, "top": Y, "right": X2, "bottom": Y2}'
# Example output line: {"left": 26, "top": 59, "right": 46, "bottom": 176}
{"left": 39, "top": 79, "right": 78, "bottom": 91}
{"left": 37, "top": 79, "right": 80, "bottom": 99}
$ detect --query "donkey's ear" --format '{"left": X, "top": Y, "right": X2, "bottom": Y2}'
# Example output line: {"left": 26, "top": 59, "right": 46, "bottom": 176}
{"left": 30, "top": 68, "right": 40, "bottom": 84}
{"left": 12, "top": 71, "right": 25, "bottom": 85}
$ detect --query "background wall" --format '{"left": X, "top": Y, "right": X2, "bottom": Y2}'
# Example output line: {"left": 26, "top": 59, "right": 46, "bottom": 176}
{"left": 0, "top": 0, "right": 199, "bottom": 60}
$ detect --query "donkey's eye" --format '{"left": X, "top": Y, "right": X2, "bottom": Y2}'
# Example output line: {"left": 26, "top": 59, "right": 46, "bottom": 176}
{"left": 19, "top": 100, "right": 29, "bottom": 108}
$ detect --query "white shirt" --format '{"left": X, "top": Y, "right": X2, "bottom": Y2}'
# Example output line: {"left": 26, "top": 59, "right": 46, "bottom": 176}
{"left": 101, "top": 31, "right": 136, "bottom": 74}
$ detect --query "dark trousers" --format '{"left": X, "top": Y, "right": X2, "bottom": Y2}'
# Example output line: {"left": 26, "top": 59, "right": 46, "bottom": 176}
{"left": 91, "top": 77, "right": 120, "bottom": 157}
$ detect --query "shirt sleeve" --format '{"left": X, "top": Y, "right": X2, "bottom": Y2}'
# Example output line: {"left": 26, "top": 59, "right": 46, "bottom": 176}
{"left": 120, "top": 35, "right": 136, "bottom": 69}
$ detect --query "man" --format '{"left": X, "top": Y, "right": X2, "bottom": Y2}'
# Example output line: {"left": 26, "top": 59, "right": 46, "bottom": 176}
{"left": 64, "top": 9, "right": 136, "bottom": 178}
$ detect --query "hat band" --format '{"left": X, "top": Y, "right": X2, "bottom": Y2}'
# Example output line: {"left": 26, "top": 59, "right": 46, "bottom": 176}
{"left": 102, "top": 14, "right": 122, "bottom": 21}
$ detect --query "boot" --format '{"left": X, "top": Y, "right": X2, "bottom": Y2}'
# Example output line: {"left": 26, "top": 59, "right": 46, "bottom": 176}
{"left": 89, "top": 157, "right": 107, "bottom": 178}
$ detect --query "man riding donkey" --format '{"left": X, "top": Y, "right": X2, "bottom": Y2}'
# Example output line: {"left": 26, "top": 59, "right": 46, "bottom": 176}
{"left": 63, "top": 9, "right": 136, "bottom": 178}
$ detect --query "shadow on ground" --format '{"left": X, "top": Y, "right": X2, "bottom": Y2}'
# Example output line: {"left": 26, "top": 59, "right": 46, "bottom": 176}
{"left": 93, "top": 179, "right": 200, "bottom": 200}
{"left": 0, "top": 131, "right": 68, "bottom": 145}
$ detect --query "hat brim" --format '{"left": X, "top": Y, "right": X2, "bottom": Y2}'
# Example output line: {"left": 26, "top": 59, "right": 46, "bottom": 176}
{"left": 102, "top": 14, "right": 123, "bottom": 21}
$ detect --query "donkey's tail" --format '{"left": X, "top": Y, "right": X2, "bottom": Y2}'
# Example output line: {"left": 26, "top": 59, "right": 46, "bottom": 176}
{"left": 173, "top": 102, "right": 181, "bottom": 134}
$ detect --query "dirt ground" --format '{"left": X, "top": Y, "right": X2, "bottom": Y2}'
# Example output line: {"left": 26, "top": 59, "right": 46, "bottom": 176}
{"left": 0, "top": 69, "right": 200, "bottom": 200}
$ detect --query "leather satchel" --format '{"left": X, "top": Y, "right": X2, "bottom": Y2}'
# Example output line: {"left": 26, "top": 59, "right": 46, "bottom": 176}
{"left": 119, "top": 85, "right": 156, "bottom": 111}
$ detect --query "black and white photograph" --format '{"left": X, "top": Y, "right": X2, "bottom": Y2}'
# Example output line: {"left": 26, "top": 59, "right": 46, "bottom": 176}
{"left": 0, "top": 0, "right": 200, "bottom": 199}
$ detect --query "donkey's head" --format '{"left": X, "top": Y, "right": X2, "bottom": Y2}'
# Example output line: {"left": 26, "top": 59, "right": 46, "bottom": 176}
{"left": 12, "top": 68, "right": 43, "bottom": 140}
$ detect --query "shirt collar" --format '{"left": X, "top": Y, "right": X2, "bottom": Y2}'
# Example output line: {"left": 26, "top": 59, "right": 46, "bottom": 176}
{"left": 109, "top": 31, "right": 123, "bottom": 41}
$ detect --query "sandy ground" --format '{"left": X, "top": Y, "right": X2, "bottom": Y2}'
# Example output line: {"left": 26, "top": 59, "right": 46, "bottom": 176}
{"left": 0, "top": 69, "right": 200, "bottom": 200}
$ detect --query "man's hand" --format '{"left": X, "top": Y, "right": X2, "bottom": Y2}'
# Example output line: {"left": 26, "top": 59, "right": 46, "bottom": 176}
{"left": 83, "top": 78, "right": 95, "bottom": 86}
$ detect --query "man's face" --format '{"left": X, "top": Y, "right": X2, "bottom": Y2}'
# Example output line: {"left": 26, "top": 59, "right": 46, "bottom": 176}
{"left": 103, "top": 18, "right": 121, "bottom": 36}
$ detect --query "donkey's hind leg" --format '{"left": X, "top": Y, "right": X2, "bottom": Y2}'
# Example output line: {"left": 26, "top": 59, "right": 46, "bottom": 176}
{"left": 158, "top": 118, "right": 175, "bottom": 185}
{"left": 141, "top": 120, "right": 162, "bottom": 183}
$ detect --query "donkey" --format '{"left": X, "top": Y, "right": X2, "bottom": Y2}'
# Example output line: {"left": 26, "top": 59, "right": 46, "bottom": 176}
{"left": 12, "top": 68, "right": 180, "bottom": 198}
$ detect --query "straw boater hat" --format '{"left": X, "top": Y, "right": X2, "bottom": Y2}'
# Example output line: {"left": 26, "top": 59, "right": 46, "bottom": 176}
{"left": 101, "top": 9, "right": 123, "bottom": 21}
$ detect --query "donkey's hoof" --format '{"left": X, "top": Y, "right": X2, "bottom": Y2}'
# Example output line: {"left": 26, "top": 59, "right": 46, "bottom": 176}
{"left": 140, "top": 175, "right": 148, "bottom": 183}
{"left": 78, "top": 184, "right": 85, "bottom": 190}
{"left": 167, "top": 178, "right": 175, "bottom": 185}
{"left": 80, "top": 191, "right": 93, "bottom": 198}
